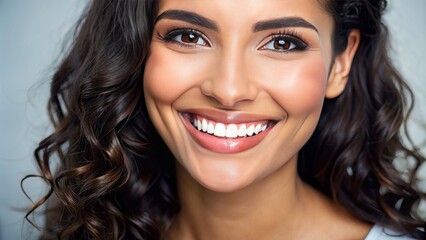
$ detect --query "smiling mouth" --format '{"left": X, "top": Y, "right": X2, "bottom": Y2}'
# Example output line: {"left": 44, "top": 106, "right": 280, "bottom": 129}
{"left": 182, "top": 112, "right": 277, "bottom": 138}
{"left": 191, "top": 115, "right": 273, "bottom": 138}
{"left": 180, "top": 112, "right": 278, "bottom": 153}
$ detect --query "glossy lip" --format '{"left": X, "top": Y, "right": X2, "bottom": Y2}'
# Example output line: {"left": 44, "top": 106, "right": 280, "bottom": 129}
{"left": 179, "top": 109, "right": 278, "bottom": 154}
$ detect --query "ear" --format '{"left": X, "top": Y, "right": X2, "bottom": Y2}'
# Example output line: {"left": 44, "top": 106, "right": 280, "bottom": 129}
{"left": 326, "top": 29, "right": 361, "bottom": 99}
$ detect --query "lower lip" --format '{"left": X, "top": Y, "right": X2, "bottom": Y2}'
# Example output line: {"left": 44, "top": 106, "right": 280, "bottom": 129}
{"left": 180, "top": 114, "right": 273, "bottom": 154}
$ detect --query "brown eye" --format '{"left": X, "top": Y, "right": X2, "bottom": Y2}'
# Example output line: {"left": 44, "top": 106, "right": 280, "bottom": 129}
{"left": 163, "top": 29, "right": 210, "bottom": 47}
{"left": 181, "top": 33, "right": 200, "bottom": 44}
{"left": 260, "top": 35, "right": 308, "bottom": 53}
{"left": 266, "top": 38, "right": 296, "bottom": 51}
{"left": 273, "top": 39, "right": 293, "bottom": 50}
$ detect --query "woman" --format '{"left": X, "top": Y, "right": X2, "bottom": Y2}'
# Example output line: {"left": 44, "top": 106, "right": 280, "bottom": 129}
{"left": 25, "top": 0, "right": 426, "bottom": 239}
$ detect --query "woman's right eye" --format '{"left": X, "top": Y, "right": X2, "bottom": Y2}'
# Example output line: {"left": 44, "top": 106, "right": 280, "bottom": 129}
{"left": 161, "top": 29, "right": 210, "bottom": 47}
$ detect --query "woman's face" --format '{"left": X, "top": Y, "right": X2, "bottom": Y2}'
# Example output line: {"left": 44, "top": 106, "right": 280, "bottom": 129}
{"left": 144, "top": 0, "right": 336, "bottom": 192}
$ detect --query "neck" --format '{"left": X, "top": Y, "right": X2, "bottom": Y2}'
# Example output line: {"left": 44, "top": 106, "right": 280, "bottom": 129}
{"left": 168, "top": 155, "right": 372, "bottom": 240}
{"left": 169, "top": 156, "right": 310, "bottom": 240}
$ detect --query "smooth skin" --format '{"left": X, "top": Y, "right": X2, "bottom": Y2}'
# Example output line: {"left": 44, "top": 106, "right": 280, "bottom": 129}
{"left": 143, "top": 0, "right": 368, "bottom": 239}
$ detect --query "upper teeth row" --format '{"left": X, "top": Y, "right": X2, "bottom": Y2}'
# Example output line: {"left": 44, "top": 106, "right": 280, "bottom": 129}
{"left": 193, "top": 118, "right": 268, "bottom": 138}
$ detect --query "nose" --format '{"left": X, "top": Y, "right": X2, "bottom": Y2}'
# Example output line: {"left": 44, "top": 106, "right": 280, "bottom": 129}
{"left": 200, "top": 46, "right": 259, "bottom": 107}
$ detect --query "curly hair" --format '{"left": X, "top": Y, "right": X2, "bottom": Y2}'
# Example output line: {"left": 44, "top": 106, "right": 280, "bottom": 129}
{"left": 23, "top": 0, "right": 426, "bottom": 239}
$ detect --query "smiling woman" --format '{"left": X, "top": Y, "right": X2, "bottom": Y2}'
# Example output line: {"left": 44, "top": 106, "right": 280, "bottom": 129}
{"left": 145, "top": 0, "right": 339, "bottom": 195}
{"left": 23, "top": 0, "right": 425, "bottom": 239}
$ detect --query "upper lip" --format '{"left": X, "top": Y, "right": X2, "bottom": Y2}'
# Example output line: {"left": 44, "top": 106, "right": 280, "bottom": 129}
{"left": 179, "top": 108, "right": 282, "bottom": 124}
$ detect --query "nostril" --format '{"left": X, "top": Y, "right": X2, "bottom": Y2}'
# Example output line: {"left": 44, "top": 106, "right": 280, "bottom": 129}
{"left": 200, "top": 78, "right": 259, "bottom": 108}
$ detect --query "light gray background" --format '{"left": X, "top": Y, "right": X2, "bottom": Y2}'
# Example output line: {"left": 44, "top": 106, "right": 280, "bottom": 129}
{"left": 1, "top": 1, "right": 425, "bottom": 239}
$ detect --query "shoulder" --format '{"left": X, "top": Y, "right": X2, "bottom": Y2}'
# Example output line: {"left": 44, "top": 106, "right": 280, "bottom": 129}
{"left": 364, "top": 225, "right": 416, "bottom": 240}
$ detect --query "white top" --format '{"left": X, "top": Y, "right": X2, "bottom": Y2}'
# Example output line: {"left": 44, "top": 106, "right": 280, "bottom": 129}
{"left": 365, "top": 225, "right": 416, "bottom": 240}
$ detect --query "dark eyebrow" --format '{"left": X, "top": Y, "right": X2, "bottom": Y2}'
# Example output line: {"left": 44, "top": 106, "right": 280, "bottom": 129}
{"left": 253, "top": 17, "right": 318, "bottom": 33}
{"left": 155, "top": 10, "right": 219, "bottom": 31}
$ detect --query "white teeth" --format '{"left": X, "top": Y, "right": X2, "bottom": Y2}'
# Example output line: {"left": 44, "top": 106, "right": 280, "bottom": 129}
{"left": 238, "top": 124, "right": 247, "bottom": 137}
{"left": 191, "top": 116, "right": 270, "bottom": 138}
{"left": 254, "top": 123, "right": 261, "bottom": 134}
{"left": 214, "top": 123, "right": 226, "bottom": 137}
{"left": 226, "top": 124, "right": 238, "bottom": 138}
{"left": 207, "top": 122, "right": 215, "bottom": 134}
{"left": 202, "top": 119, "right": 208, "bottom": 132}
{"left": 246, "top": 125, "right": 254, "bottom": 136}
{"left": 197, "top": 119, "right": 202, "bottom": 131}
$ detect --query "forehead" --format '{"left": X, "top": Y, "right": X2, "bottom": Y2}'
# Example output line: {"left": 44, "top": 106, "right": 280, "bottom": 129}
{"left": 156, "top": 0, "right": 333, "bottom": 34}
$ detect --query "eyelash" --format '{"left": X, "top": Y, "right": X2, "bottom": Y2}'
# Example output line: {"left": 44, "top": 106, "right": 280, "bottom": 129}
{"left": 159, "top": 28, "right": 211, "bottom": 48}
{"left": 260, "top": 30, "right": 308, "bottom": 53}
{"left": 159, "top": 28, "right": 308, "bottom": 53}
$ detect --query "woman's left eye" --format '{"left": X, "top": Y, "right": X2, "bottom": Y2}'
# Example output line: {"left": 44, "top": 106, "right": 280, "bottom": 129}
{"left": 260, "top": 35, "right": 307, "bottom": 52}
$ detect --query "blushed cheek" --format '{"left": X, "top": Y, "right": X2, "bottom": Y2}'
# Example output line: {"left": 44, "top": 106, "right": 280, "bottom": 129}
{"left": 144, "top": 48, "right": 180, "bottom": 103}
{"left": 262, "top": 56, "right": 328, "bottom": 115}
{"left": 143, "top": 46, "right": 209, "bottom": 104}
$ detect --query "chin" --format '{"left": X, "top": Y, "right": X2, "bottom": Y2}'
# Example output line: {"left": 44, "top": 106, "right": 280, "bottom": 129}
{"left": 177, "top": 157, "right": 260, "bottom": 193}
{"left": 197, "top": 175, "right": 252, "bottom": 193}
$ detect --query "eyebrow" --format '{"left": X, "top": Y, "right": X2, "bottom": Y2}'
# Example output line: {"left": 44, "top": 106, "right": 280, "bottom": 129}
{"left": 253, "top": 17, "right": 318, "bottom": 33}
{"left": 155, "top": 10, "right": 219, "bottom": 31}
{"left": 155, "top": 10, "right": 318, "bottom": 34}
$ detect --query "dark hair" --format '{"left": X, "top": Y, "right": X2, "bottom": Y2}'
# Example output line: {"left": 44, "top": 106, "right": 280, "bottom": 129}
{"left": 23, "top": 0, "right": 425, "bottom": 239}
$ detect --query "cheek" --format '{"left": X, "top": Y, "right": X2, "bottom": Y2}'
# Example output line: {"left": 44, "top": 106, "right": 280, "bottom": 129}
{"left": 143, "top": 46, "right": 209, "bottom": 103}
{"left": 256, "top": 55, "right": 328, "bottom": 114}
{"left": 143, "top": 48, "right": 182, "bottom": 103}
